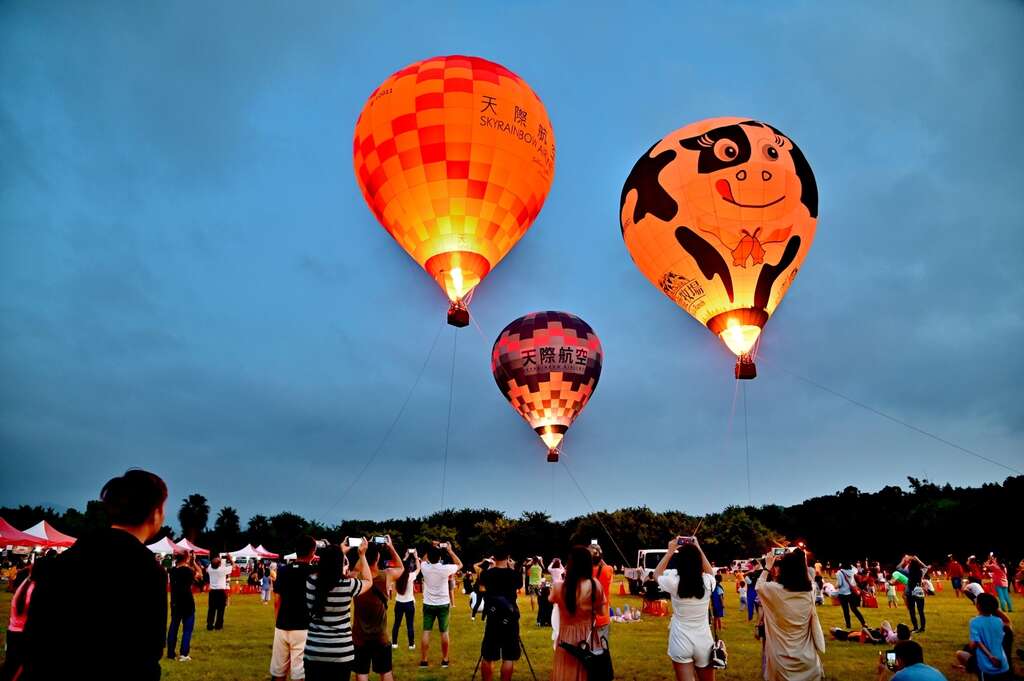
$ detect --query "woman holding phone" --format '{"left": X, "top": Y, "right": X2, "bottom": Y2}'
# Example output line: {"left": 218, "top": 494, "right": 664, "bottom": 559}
{"left": 757, "top": 549, "right": 825, "bottom": 681}
{"left": 654, "top": 536, "right": 717, "bottom": 681}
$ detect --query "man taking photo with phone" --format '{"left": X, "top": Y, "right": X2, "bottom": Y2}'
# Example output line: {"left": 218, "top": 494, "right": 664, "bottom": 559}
{"left": 419, "top": 541, "right": 463, "bottom": 668}
{"left": 875, "top": 640, "right": 947, "bottom": 680}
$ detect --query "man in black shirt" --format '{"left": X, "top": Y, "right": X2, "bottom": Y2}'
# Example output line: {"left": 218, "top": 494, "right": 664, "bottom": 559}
{"left": 478, "top": 549, "right": 523, "bottom": 681}
{"left": 168, "top": 551, "right": 203, "bottom": 661}
{"left": 271, "top": 535, "right": 317, "bottom": 681}
{"left": 23, "top": 469, "right": 169, "bottom": 681}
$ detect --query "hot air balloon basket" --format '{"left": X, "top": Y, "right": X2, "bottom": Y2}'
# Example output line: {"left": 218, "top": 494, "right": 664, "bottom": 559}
{"left": 447, "top": 302, "right": 470, "bottom": 328}
{"left": 734, "top": 356, "right": 757, "bottom": 380}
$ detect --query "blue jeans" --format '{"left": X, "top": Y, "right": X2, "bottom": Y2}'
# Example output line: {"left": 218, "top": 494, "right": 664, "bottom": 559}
{"left": 168, "top": 611, "right": 195, "bottom": 657}
{"left": 995, "top": 585, "right": 1013, "bottom": 612}
{"left": 392, "top": 600, "right": 415, "bottom": 646}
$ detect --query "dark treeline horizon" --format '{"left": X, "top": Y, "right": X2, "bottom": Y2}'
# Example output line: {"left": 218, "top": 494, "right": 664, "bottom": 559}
{"left": 3, "top": 476, "right": 1021, "bottom": 569}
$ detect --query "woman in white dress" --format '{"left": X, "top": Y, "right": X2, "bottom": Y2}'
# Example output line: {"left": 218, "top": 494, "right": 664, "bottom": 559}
{"left": 654, "top": 536, "right": 717, "bottom": 681}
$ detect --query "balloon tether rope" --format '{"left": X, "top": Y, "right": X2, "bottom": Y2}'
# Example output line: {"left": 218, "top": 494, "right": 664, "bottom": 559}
{"left": 559, "top": 450, "right": 630, "bottom": 568}
{"left": 758, "top": 355, "right": 1021, "bottom": 475}
{"left": 440, "top": 328, "right": 458, "bottom": 508}
{"left": 316, "top": 318, "right": 446, "bottom": 525}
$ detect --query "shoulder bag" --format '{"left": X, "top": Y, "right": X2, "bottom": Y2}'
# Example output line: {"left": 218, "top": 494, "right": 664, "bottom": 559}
{"left": 557, "top": 578, "right": 614, "bottom": 681}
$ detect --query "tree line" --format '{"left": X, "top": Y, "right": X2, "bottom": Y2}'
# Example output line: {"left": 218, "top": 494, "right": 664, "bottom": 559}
{"left": 3, "top": 475, "right": 1020, "bottom": 568}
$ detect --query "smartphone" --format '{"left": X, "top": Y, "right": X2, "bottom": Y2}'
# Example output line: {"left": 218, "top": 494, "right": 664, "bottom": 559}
{"left": 590, "top": 539, "right": 599, "bottom": 546}
{"left": 773, "top": 547, "right": 787, "bottom": 556}
{"left": 439, "top": 542, "right": 448, "bottom": 549}
{"left": 373, "top": 536, "right": 388, "bottom": 545}
{"left": 885, "top": 652, "right": 896, "bottom": 670}
{"left": 678, "top": 536, "right": 696, "bottom": 546}
{"left": 348, "top": 537, "right": 363, "bottom": 548}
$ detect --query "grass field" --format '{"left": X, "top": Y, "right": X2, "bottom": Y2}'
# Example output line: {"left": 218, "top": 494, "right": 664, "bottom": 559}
{"left": 1, "top": 576, "right": 1020, "bottom": 680}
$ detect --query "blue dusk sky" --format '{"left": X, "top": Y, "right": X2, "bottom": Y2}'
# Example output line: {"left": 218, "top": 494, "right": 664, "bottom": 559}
{"left": 1, "top": 1, "right": 1021, "bottom": 528}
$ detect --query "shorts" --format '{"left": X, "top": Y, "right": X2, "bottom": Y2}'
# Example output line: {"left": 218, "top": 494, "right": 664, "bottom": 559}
{"left": 270, "top": 628, "right": 307, "bottom": 680}
{"left": 712, "top": 604, "right": 725, "bottom": 618}
{"left": 423, "top": 604, "right": 451, "bottom": 632}
{"left": 481, "top": 618, "right": 521, "bottom": 662}
{"left": 667, "top": 621, "right": 714, "bottom": 667}
{"left": 353, "top": 641, "right": 393, "bottom": 675}
{"left": 951, "top": 577, "right": 963, "bottom": 590}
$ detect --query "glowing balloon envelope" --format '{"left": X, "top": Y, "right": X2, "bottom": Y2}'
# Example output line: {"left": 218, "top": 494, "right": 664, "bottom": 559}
{"left": 354, "top": 55, "right": 556, "bottom": 326}
{"left": 492, "top": 311, "right": 603, "bottom": 462}
{"left": 619, "top": 117, "right": 818, "bottom": 378}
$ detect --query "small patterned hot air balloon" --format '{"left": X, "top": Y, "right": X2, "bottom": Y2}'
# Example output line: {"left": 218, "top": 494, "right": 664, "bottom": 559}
{"left": 492, "top": 311, "right": 603, "bottom": 462}
{"left": 619, "top": 117, "right": 818, "bottom": 378}
{"left": 354, "top": 55, "right": 556, "bottom": 327}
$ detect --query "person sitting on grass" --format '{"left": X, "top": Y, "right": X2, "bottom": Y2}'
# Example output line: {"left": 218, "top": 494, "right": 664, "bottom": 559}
{"left": 875, "top": 640, "right": 947, "bottom": 680}
{"left": 953, "top": 592, "right": 1011, "bottom": 679}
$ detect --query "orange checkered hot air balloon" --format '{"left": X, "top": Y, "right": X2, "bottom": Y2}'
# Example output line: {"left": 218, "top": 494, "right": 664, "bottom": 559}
{"left": 492, "top": 311, "right": 603, "bottom": 462}
{"left": 619, "top": 118, "right": 818, "bottom": 379}
{"left": 354, "top": 55, "right": 556, "bottom": 327}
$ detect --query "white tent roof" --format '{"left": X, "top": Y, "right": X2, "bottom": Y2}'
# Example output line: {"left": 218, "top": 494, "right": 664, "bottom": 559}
{"left": 283, "top": 552, "right": 297, "bottom": 561}
{"left": 229, "top": 543, "right": 262, "bottom": 559}
{"left": 255, "top": 544, "right": 279, "bottom": 558}
{"left": 147, "top": 537, "right": 181, "bottom": 554}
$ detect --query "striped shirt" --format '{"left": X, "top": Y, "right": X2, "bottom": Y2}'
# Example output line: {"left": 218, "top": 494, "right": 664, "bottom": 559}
{"left": 304, "top": 573, "right": 364, "bottom": 663}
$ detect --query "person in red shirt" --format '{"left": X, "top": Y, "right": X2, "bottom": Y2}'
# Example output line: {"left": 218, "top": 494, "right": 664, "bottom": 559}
{"left": 947, "top": 555, "right": 965, "bottom": 597}
{"left": 589, "top": 544, "right": 614, "bottom": 644}
{"left": 984, "top": 554, "right": 1013, "bottom": 613}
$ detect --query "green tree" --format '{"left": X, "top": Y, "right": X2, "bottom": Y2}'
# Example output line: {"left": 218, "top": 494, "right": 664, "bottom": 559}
{"left": 211, "top": 506, "right": 241, "bottom": 553}
{"left": 177, "top": 494, "right": 210, "bottom": 542}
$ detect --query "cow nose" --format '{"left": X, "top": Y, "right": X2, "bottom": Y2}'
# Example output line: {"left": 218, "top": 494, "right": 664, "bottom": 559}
{"left": 736, "top": 169, "right": 747, "bottom": 181}
{"left": 762, "top": 170, "right": 772, "bottom": 181}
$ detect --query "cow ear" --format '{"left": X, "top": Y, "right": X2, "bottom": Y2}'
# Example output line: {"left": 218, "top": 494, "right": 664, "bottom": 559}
{"left": 679, "top": 136, "right": 704, "bottom": 151}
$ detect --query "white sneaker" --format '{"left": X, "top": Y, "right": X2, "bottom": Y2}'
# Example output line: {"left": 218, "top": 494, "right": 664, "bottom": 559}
{"left": 177, "top": 655, "right": 192, "bottom": 662}
{"left": 391, "top": 644, "right": 398, "bottom": 649}
{"left": 408, "top": 645, "right": 415, "bottom": 650}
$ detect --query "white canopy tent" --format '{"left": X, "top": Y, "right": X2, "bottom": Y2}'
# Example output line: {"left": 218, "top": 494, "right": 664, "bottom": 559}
{"left": 147, "top": 537, "right": 181, "bottom": 554}
{"left": 228, "top": 544, "right": 263, "bottom": 560}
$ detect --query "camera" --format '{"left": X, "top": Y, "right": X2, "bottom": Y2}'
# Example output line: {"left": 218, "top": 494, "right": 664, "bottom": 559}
{"left": 590, "top": 539, "right": 599, "bottom": 546}
{"left": 885, "top": 651, "right": 897, "bottom": 670}
{"left": 439, "top": 542, "right": 449, "bottom": 549}
{"left": 315, "top": 539, "right": 328, "bottom": 549}
{"left": 347, "top": 537, "right": 363, "bottom": 548}
{"left": 773, "top": 547, "right": 788, "bottom": 556}
{"left": 373, "top": 536, "right": 388, "bottom": 545}
{"left": 678, "top": 536, "right": 696, "bottom": 546}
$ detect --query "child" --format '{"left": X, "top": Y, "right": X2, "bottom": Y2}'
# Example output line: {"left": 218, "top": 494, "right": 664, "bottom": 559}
{"left": 711, "top": 573, "right": 726, "bottom": 633}
{"left": 887, "top": 580, "right": 898, "bottom": 608}
{"left": 954, "top": 593, "right": 1011, "bottom": 677}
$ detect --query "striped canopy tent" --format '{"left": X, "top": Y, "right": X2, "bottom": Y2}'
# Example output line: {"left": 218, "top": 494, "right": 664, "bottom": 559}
{"left": 255, "top": 544, "right": 279, "bottom": 559}
{"left": 146, "top": 536, "right": 181, "bottom": 554}
{"left": 23, "top": 521, "right": 76, "bottom": 548}
{"left": 0, "top": 517, "right": 48, "bottom": 547}
{"left": 175, "top": 538, "right": 210, "bottom": 556}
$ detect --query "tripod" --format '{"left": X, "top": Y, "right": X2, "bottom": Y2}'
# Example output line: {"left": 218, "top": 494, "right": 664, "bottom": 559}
{"left": 469, "top": 635, "right": 539, "bottom": 681}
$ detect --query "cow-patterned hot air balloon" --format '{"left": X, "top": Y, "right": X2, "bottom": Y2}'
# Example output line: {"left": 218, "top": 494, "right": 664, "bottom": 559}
{"left": 354, "top": 55, "right": 556, "bottom": 327}
{"left": 492, "top": 311, "right": 603, "bottom": 462}
{"left": 619, "top": 117, "right": 818, "bottom": 379}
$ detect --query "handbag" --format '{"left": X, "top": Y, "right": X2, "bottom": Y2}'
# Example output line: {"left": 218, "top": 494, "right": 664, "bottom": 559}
{"left": 557, "top": 578, "right": 614, "bottom": 680}
{"left": 844, "top": 570, "right": 862, "bottom": 598}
